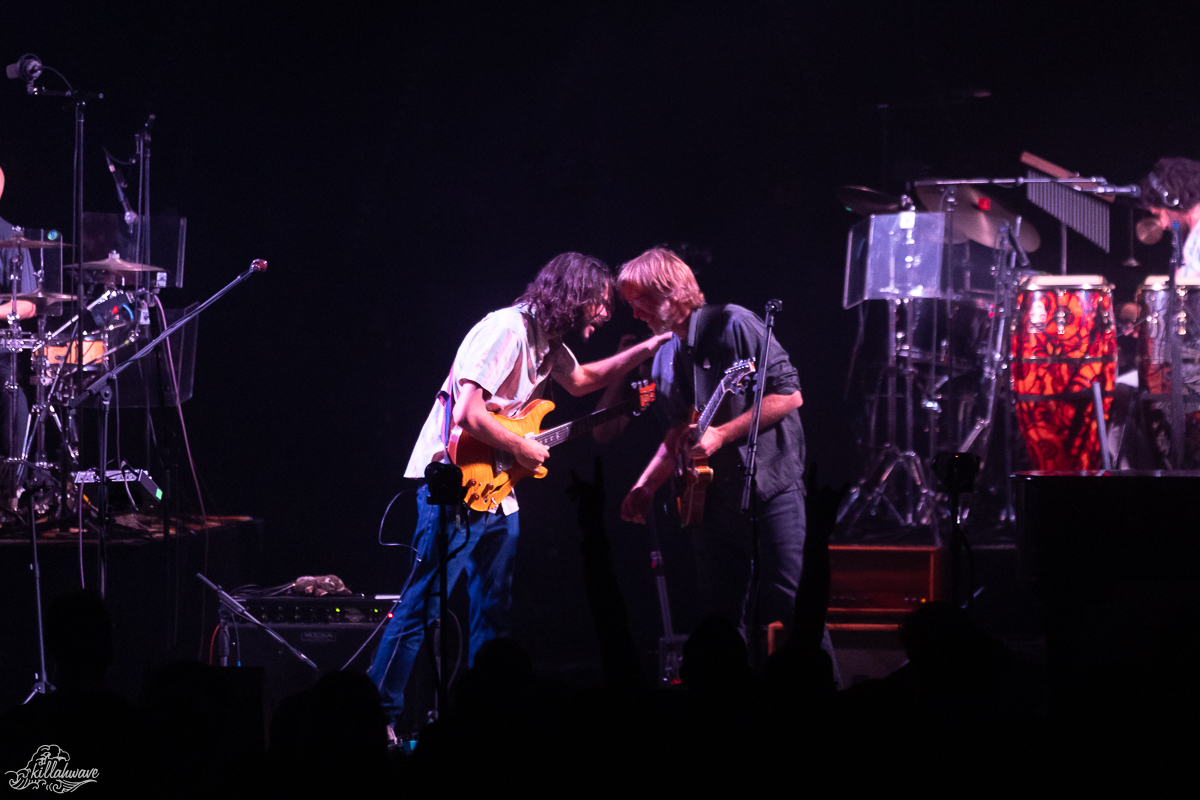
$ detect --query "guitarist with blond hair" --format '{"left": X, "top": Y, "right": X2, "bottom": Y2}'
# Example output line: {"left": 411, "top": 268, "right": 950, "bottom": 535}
{"left": 370, "top": 252, "right": 669, "bottom": 736}
{"left": 617, "top": 248, "right": 836, "bottom": 670}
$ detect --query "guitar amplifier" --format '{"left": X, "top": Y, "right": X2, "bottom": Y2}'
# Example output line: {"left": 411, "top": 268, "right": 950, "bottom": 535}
{"left": 826, "top": 544, "right": 946, "bottom": 630}
{"left": 226, "top": 595, "right": 392, "bottom": 707}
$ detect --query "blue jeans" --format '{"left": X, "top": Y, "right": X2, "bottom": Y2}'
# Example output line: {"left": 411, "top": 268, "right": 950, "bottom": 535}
{"left": 368, "top": 485, "right": 520, "bottom": 721}
{"left": 695, "top": 480, "right": 838, "bottom": 678}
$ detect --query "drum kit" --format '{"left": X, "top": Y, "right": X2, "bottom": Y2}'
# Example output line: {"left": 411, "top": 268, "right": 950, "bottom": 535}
{"left": 835, "top": 173, "right": 1182, "bottom": 539}
{"left": 0, "top": 229, "right": 165, "bottom": 516}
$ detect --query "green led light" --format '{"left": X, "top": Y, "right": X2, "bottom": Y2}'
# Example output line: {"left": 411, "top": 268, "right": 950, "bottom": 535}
{"left": 155, "top": 488, "right": 163, "bottom": 500}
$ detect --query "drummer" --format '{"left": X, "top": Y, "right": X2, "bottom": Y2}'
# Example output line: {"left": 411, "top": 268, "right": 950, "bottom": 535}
{"left": 0, "top": 167, "right": 40, "bottom": 467}
{"left": 1140, "top": 156, "right": 1200, "bottom": 277}
{"left": 0, "top": 168, "right": 38, "bottom": 318}
{"left": 1116, "top": 157, "right": 1200, "bottom": 340}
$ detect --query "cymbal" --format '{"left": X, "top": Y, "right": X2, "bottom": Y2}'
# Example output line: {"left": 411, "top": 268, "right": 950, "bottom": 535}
{"left": 836, "top": 185, "right": 903, "bottom": 215}
{"left": 74, "top": 255, "right": 164, "bottom": 274}
{"left": 0, "top": 234, "right": 72, "bottom": 250}
{"left": 915, "top": 183, "right": 1041, "bottom": 252}
{"left": 0, "top": 290, "right": 78, "bottom": 311}
{"left": 840, "top": 185, "right": 969, "bottom": 243}
{"left": 1136, "top": 216, "right": 1164, "bottom": 245}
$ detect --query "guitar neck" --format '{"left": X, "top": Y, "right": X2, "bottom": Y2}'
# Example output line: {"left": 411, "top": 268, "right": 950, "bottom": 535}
{"left": 694, "top": 387, "right": 728, "bottom": 437}
{"left": 534, "top": 398, "right": 642, "bottom": 448}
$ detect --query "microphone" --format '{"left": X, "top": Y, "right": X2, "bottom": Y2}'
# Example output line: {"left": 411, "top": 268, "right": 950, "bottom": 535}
{"left": 5, "top": 54, "right": 41, "bottom": 91}
{"left": 1148, "top": 172, "right": 1179, "bottom": 208}
{"left": 1089, "top": 183, "right": 1142, "bottom": 197}
{"left": 103, "top": 150, "right": 137, "bottom": 226}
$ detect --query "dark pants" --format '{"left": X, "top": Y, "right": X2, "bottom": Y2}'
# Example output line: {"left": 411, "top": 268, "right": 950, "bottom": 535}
{"left": 368, "top": 485, "right": 520, "bottom": 722}
{"left": 694, "top": 479, "right": 838, "bottom": 677}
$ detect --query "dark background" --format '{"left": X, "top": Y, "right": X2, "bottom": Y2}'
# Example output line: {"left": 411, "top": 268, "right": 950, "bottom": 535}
{"left": 0, "top": 1, "right": 1196, "bottom": 677}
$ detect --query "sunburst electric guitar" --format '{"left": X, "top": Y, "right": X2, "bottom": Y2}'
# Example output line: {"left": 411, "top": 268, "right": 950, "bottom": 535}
{"left": 677, "top": 359, "right": 756, "bottom": 527}
{"left": 448, "top": 381, "right": 656, "bottom": 512}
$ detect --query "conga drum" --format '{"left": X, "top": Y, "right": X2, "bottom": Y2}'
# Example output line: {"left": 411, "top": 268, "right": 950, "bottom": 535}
{"left": 1136, "top": 274, "right": 1200, "bottom": 395}
{"left": 1136, "top": 274, "right": 1200, "bottom": 466}
{"left": 1011, "top": 275, "right": 1116, "bottom": 470}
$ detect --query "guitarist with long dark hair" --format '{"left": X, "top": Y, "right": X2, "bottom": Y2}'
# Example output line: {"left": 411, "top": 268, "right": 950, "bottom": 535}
{"left": 617, "top": 248, "right": 837, "bottom": 673}
{"left": 370, "top": 252, "right": 669, "bottom": 738}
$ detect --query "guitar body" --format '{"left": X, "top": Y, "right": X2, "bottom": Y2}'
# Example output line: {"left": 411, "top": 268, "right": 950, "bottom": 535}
{"left": 672, "top": 359, "right": 756, "bottom": 529}
{"left": 446, "top": 380, "right": 657, "bottom": 513}
{"left": 448, "top": 398, "right": 554, "bottom": 512}
{"left": 677, "top": 407, "right": 712, "bottom": 528}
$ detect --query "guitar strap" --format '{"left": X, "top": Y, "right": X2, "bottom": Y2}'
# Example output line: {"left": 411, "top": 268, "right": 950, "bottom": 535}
{"left": 437, "top": 384, "right": 455, "bottom": 462}
{"left": 690, "top": 304, "right": 727, "bottom": 415}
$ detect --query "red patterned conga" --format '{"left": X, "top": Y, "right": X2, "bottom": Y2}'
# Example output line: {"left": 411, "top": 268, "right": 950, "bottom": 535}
{"left": 1011, "top": 275, "right": 1116, "bottom": 470}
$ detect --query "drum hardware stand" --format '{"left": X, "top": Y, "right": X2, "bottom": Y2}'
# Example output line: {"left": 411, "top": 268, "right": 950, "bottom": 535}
{"left": 1059, "top": 221, "right": 1069, "bottom": 276}
{"left": 838, "top": 296, "right": 938, "bottom": 532}
{"left": 954, "top": 220, "right": 1027, "bottom": 527}
{"left": 1091, "top": 381, "right": 1113, "bottom": 470}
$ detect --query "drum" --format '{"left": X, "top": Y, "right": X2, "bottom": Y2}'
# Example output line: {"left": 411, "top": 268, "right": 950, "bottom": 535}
{"left": 1136, "top": 274, "right": 1200, "bottom": 395}
{"left": 36, "top": 335, "right": 108, "bottom": 375}
{"left": 1011, "top": 275, "right": 1116, "bottom": 470}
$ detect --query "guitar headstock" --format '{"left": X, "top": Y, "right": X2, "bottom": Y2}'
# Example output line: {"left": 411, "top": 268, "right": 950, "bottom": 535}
{"left": 719, "top": 359, "right": 756, "bottom": 396}
{"left": 631, "top": 380, "right": 656, "bottom": 414}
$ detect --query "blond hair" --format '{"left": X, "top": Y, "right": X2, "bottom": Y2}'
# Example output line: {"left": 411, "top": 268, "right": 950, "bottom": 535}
{"left": 617, "top": 248, "right": 705, "bottom": 310}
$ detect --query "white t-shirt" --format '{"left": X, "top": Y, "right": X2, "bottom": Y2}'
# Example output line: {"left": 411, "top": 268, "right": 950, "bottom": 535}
{"left": 1183, "top": 224, "right": 1200, "bottom": 277}
{"left": 405, "top": 306, "right": 578, "bottom": 513}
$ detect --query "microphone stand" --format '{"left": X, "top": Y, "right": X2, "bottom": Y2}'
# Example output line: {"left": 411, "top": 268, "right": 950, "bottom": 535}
{"left": 740, "top": 299, "right": 781, "bottom": 668}
{"left": 14, "top": 59, "right": 97, "bottom": 533}
{"left": 196, "top": 573, "right": 318, "bottom": 671}
{"left": 69, "top": 260, "right": 267, "bottom": 598}
{"left": 912, "top": 176, "right": 1143, "bottom": 196}
{"left": 421, "top": 462, "right": 470, "bottom": 719}
{"left": 1168, "top": 223, "right": 1186, "bottom": 465}
{"left": 6, "top": 55, "right": 91, "bottom": 701}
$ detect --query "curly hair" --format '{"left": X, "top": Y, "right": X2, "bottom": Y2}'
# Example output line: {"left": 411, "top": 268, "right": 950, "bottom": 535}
{"left": 515, "top": 252, "right": 613, "bottom": 339}
{"left": 1140, "top": 157, "right": 1200, "bottom": 211}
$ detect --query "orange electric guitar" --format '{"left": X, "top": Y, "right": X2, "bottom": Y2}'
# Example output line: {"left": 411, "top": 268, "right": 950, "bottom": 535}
{"left": 448, "top": 380, "right": 656, "bottom": 512}
{"left": 676, "top": 359, "right": 756, "bottom": 527}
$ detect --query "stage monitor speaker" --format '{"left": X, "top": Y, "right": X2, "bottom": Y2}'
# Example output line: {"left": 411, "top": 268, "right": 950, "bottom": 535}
{"left": 226, "top": 595, "right": 387, "bottom": 710}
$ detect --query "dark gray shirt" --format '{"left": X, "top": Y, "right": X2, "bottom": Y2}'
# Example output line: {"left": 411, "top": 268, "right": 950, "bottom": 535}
{"left": 651, "top": 303, "right": 805, "bottom": 502}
